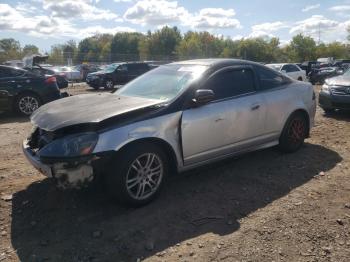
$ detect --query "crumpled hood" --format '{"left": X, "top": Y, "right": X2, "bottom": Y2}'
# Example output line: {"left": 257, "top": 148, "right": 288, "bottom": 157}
{"left": 31, "top": 93, "right": 162, "bottom": 131}
{"left": 325, "top": 74, "right": 350, "bottom": 86}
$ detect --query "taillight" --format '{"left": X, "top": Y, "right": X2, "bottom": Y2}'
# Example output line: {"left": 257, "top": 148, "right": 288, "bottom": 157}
{"left": 312, "top": 91, "right": 316, "bottom": 100}
{"left": 45, "top": 76, "right": 57, "bottom": 85}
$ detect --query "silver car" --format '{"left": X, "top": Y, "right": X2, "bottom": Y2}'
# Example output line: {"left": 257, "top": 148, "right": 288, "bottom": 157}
{"left": 23, "top": 59, "right": 316, "bottom": 206}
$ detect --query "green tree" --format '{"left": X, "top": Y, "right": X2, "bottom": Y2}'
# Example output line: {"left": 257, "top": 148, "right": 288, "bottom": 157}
{"left": 22, "top": 44, "right": 39, "bottom": 56}
{"left": 289, "top": 34, "right": 317, "bottom": 62}
{"left": 62, "top": 40, "right": 77, "bottom": 64}
{"left": 140, "top": 26, "right": 182, "bottom": 60}
{"left": 47, "top": 44, "right": 64, "bottom": 65}
{"left": 111, "top": 32, "right": 144, "bottom": 61}
{"left": 0, "top": 38, "right": 21, "bottom": 62}
{"left": 177, "top": 31, "right": 223, "bottom": 59}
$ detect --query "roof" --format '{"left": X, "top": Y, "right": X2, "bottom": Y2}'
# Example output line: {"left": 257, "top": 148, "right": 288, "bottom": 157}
{"left": 170, "top": 58, "right": 260, "bottom": 67}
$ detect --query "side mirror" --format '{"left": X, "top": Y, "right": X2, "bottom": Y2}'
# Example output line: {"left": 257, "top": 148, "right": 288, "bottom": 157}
{"left": 281, "top": 70, "right": 287, "bottom": 74}
{"left": 193, "top": 89, "right": 215, "bottom": 106}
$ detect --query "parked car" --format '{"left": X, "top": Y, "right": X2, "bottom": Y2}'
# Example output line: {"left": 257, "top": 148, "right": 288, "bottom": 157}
{"left": 23, "top": 59, "right": 316, "bottom": 206}
{"left": 3, "top": 60, "right": 24, "bottom": 68}
{"left": 308, "top": 67, "right": 343, "bottom": 85}
{"left": 86, "top": 62, "right": 151, "bottom": 90}
{"left": 299, "top": 61, "right": 320, "bottom": 75}
{"left": 319, "top": 68, "right": 350, "bottom": 113}
{"left": 75, "top": 64, "right": 101, "bottom": 81}
{"left": 23, "top": 55, "right": 68, "bottom": 89}
{"left": 53, "top": 66, "right": 81, "bottom": 82}
{"left": 0, "top": 65, "right": 61, "bottom": 115}
{"left": 266, "top": 63, "right": 307, "bottom": 81}
{"left": 317, "top": 57, "right": 334, "bottom": 65}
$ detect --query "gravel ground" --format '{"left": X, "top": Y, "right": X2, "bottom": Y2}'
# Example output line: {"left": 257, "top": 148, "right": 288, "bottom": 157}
{"left": 0, "top": 84, "right": 349, "bottom": 262}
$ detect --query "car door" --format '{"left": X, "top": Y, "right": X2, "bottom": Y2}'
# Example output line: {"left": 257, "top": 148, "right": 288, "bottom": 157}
{"left": 114, "top": 64, "right": 128, "bottom": 84}
{"left": 126, "top": 64, "right": 139, "bottom": 82}
{"left": 181, "top": 66, "right": 266, "bottom": 166}
{"left": 254, "top": 65, "right": 295, "bottom": 138}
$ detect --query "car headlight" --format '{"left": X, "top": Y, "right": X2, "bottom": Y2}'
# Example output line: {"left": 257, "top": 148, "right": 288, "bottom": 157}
{"left": 39, "top": 133, "right": 98, "bottom": 158}
{"left": 321, "top": 84, "right": 331, "bottom": 94}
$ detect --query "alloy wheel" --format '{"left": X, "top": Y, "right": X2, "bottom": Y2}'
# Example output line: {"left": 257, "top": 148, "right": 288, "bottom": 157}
{"left": 106, "top": 80, "right": 114, "bottom": 89}
{"left": 288, "top": 118, "right": 305, "bottom": 144}
{"left": 126, "top": 153, "right": 163, "bottom": 200}
{"left": 18, "top": 96, "right": 39, "bottom": 115}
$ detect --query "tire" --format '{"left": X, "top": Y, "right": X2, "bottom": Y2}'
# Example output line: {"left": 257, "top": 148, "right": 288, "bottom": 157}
{"left": 279, "top": 112, "right": 308, "bottom": 153}
{"left": 104, "top": 79, "right": 114, "bottom": 90}
{"left": 104, "top": 142, "right": 168, "bottom": 207}
{"left": 15, "top": 93, "right": 41, "bottom": 116}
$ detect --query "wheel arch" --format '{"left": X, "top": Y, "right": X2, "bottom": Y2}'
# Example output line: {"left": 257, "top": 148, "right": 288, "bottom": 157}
{"left": 115, "top": 137, "right": 179, "bottom": 174}
{"left": 285, "top": 108, "right": 310, "bottom": 137}
{"left": 12, "top": 90, "right": 42, "bottom": 110}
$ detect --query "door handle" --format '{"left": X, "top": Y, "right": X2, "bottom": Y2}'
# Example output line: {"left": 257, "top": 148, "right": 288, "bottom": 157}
{"left": 251, "top": 104, "right": 260, "bottom": 111}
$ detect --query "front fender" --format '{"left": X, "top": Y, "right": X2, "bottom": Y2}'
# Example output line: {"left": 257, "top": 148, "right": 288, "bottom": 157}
{"left": 93, "top": 111, "right": 184, "bottom": 168}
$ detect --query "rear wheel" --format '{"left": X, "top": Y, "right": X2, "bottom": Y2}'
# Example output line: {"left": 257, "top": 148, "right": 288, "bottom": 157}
{"left": 105, "top": 143, "right": 168, "bottom": 206}
{"left": 15, "top": 93, "right": 41, "bottom": 116}
{"left": 279, "top": 113, "right": 308, "bottom": 153}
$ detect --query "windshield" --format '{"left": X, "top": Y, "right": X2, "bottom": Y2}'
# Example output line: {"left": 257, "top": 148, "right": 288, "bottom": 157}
{"left": 267, "top": 64, "right": 282, "bottom": 71}
{"left": 116, "top": 64, "right": 208, "bottom": 101}
{"left": 102, "top": 63, "right": 120, "bottom": 73}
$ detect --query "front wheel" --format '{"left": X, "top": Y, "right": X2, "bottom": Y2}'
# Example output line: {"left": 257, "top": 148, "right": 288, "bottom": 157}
{"left": 104, "top": 79, "right": 114, "bottom": 89}
{"left": 15, "top": 93, "right": 41, "bottom": 116}
{"left": 279, "top": 113, "right": 308, "bottom": 153}
{"left": 105, "top": 143, "right": 168, "bottom": 206}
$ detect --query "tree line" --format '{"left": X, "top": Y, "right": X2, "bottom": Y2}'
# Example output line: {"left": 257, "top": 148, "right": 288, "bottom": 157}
{"left": 1, "top": 26, "right": 350, "bottom": 65}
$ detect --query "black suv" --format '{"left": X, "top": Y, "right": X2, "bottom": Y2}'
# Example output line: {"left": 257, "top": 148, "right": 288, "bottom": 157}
{"left": 86, "top": 62, "right": 150, "bottom": 90}
{"left": 0, "top": 65, "right": 61, "bottom": 115}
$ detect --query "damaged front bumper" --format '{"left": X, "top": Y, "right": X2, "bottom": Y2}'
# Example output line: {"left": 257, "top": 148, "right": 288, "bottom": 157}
{"left": 22, "top": 139, "right": 95, "bottom": 189}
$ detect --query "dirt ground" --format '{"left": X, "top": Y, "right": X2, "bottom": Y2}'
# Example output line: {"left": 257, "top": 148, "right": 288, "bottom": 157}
{"left": 0, "top": 84, "right": 349, "bottom": 262}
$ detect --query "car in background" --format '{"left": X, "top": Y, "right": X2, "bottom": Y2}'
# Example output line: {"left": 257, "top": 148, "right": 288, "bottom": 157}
{"left": 86, "top": 62, "right": 151, "bottom": 90}
{"left": 75, "top": 64, "right": 101, "bottom": 81}
{"left": 53, "top": 66, "right": 81, "bottom": 82}
{"left": 3, "top": 60, "right": 24, "bottom": 68}
{"left": 308, "top": 67, "right": 344, "bottom": 85}
{"left": 23, "top": 55, "right": 68, "bottom": 89}
{"left": 266, "top": 63, "right": 307, "bottom": 81}
{"left": 0, "top": 65, "right": 61, "bottom": 115}
{"left": 319, "top": 68, "right": 350, "bottom": 113}
{"left": 23, "top": 59, "right": 316, "bottom": 206}
{"left": 299, "top": 61, "right": 320, "bottom": 75}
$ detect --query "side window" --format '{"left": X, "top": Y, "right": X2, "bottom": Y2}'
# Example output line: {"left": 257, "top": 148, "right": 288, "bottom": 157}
{"left": 255, "top": 66, "right": 289, "bottom": 90}
{"left": 287, "top": 65, "right": 296, "bottom": 72}
{"left": 283, "top": 65, "right": 292, "bottom": 73}
{"left": 119, "top": 64, "right": 128, "bottom": 71}
{"left": 205, "top": 68, "right": 255, "bottom": 100}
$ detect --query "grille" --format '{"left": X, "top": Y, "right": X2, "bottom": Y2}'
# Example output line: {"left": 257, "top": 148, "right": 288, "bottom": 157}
{"left": 331, "top": 86, "right": 350, "bottom": 96}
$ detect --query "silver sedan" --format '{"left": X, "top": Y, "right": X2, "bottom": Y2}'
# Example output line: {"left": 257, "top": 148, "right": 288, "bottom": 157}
{"left": 23, "top": 59, "right": 316, "bottom": 206}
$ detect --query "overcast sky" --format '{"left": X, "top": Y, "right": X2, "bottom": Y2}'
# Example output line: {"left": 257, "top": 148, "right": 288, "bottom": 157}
{"left": 1, "top": 0, "right": 350, "bottom": 52}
